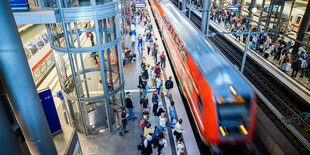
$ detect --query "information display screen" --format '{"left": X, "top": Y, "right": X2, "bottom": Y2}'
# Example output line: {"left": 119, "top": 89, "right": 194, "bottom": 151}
{"left": 135, "top": 3, "right": 146, "bottom": 8}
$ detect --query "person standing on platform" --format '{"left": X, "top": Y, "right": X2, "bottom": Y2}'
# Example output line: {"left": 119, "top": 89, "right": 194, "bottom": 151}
{"left": 152, "top": 93, "right": 159, "bottom": 115}
{"left": 156, "top": 131, "right": 167, "bottom": 155}
{"left": 125, "top": 92, "right": 137, "bottom": 120}
{"left": 143, "top": 134, "right": 153, "bottom": 155}
{"left": 156, "top": 77, "right": 162, "bottom": 95}
{"left": 150, "top": 67, "right": 156, "bottom": 88}
{"left": 160, "top": 52, "right": 166, "bottom": 69}
{"left": 291, "top": 58, "right": 302, "bottom": 78}
{"left": 90, "top": 32, "right": 95, "bottom": 46}
{"left": 140, "top": 95, "right": 149, "bottom": 112}
{"left": 250, "top": 34, "right": 258, "bottom": 50}
{"left": 156, "top": 52, "right": 161, "bottom": 65}
{"left": 141, "top": 78, "right": 148, "bottom": 97}
{"left": 174, "top": 119, "right": 184, "bottom": 141}
{"left": 169, "top": 101, "right": 175, "bottom": 128}
{"left": 176, "top": 137, "right": 185, "bottom": 155}
{"left": 138, "top": 34, "right": 143, "bottom": 52}
{"left": 159, "top": 113, "right": 167, "bottom": 129}
{"left": 156, "top": 102, "right": 165, "bottom": 117}
{"left": 119, "top": 107, "right": 129, "bottom": 136}
{"left": 236, "top": 29, "right": 241, "bottom": 42}
{"left": 165, "top": 76, "right": 174, "bottom": 95}
{"left": 281, "top": 53, "right": 290, "bottom": 71}
{"left": 131, "top": 34, "right": 135, "bottom": 49}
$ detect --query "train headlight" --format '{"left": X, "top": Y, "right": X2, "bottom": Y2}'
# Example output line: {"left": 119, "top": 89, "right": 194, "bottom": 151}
{"left": 240, "top": 125, "right": 248, "bottom": 135}
{"left": 219, "top": 126, "right": 226, "bottom": 136}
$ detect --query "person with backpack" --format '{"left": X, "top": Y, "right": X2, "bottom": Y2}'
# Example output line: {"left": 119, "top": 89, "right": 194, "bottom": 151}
{"left": 140, "top": 95, "right": 149, "bottom": 112}
{"left": 152, "top": 93, "right": 159, "bottom": 115}
{"left": 176, "top": 137, "right": 185, "bottom": 155}
{"left": 169, "top": 101, "right": 176, "bottom": 128}
{"left": 142, "top": 134, "right": 153, "bottom": 155}
{"left": 300, "top": 58, "right": 308, "bottom": 78}
{"left": 141, "top": 78, "right": 148, "bottom": 97}
{"left": 119, "top": 107, "right": 129, "bottom": 136}
{"left": 140, "top": 111, "right": 150, "bottom": 129}
{"left": 165, "top": 76, "right": 174, "bottom": 95}
{"left": 125, "top": 92, "right": 137, "bottom": 120}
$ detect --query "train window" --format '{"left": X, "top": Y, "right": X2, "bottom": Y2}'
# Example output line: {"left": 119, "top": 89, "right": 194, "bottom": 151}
{"left": 188, "top": 77, "right": 194, "bottom": 92}
{"left": 171, "top": 29, "right": 174, "bottom": 36}
{"left": 41, "top": 32, "right": 49, "bottom": 43}
{"left": 176, "top": 39, "right": 180, "bottom": 46}
{"left": 180, "top": 45, "right": 185, "bottom": 56}
{"left": 173, "top": 34, "right": 177, "bottom": 41}
{"left": 40, "top": 61, "right": 47, "bottom": 73}
{"left": 180, "top": 66, "right": 184, "bottom": 87}
{"left": 26, "top": 42, "right": 38, "bottom": 55}
{"left": 35, "top": 37, "right": 45, "bottom": 49}
{"left": 33, "top": 67, "right": 41, "bottom": 80}
{"left": 24, "top": 48, "right": 31, "bottom": 60}
{"left": 197, "top": 96, "right": 203, "bottom": 117}
{"left": 168, "top": 24, "right": 171, "bottom": 31}
{"left": 46, "top": 55, "right": 53, "bottom": 66}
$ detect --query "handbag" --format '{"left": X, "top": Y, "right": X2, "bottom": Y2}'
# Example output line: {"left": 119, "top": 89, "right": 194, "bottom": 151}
{"left": 173, "top": 130, "right": 177, "bottom": 136}
{"left": 137, "top": 143, "right": 143, "bottom": 150}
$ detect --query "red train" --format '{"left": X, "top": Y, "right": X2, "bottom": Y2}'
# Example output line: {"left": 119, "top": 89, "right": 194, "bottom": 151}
{"left": 149, "top": 0, "right": 256, "bottom": 145}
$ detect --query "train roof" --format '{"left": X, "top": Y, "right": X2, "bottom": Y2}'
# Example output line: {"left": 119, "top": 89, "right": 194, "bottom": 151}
{"left": 19, "top": 24, "right": 46, "bottom": 45}
{"left": 159, "top": 0, "right": 252, "bottom": 97}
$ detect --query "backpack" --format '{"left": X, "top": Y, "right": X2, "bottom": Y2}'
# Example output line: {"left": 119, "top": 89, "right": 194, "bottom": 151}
{"left": 140, "top": 119, "right": 146, "bottom": 128}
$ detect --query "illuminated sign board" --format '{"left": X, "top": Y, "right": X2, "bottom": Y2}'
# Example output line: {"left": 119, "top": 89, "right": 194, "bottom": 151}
{"left": 9, "top": 0, "right": 29, "bottom": 11}
{"left": 227, "top": 7, "right": 239, "bottom": 12}
{"left": 135, "top": 3, "right": 146, "bottom": 8}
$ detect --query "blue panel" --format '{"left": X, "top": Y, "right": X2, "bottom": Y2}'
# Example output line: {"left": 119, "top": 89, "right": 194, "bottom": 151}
{"left": 227, "top": 7, "right": 239, "bottom": 12}
{"left": 9, "top": 0, "right": 29, "bottom": 11}
{"left": 38, "top": 88, "right": 62, "bottom": 134}
{"left": 135, "top": 3, "right": 146, "bottom": 8}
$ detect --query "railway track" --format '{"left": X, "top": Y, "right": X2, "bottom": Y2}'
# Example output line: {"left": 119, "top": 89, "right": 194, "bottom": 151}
{"left": 184, "top": 7, "right": 310, "bottom": 154}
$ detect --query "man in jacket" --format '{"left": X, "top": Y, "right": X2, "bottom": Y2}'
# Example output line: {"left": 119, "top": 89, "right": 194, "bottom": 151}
{"left": 165, "top": 76, "right": 174, "bottom": 95}
{"left": 125, "top": 92, "right": 137, "bottom": 120}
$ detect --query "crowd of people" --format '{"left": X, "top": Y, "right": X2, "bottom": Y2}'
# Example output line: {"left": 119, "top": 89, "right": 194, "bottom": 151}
{"left": 119, "top": 4, "right": 186, "bottom": 155}
{"left": 188, "top": 2, "right": 310, "bottom": 84}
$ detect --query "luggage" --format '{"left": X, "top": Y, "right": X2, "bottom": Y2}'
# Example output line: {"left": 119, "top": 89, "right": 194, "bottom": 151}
{"left": 286, "top": 63, "right": 291, "bottom": 72}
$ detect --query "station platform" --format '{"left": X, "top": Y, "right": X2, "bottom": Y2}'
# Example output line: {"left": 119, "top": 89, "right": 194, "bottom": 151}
{"left": 37, "top": 1, "right": 199, "bottom": 154}
{"left": 188, "top": 6, "right": 310, "bottom": 103}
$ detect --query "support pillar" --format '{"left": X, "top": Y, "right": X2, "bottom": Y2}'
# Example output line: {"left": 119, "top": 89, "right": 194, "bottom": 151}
{"left": 239, "top": 0, "right": 244, "bottom": 15}
{"left": 201, "top": 0, "right": 210, "bottom": 34}
{"left": 182, "top": 0, "right": 186, "bottom": 12}
{"left": 0, "top": 0, "right": 57, "bottom": 154}
{"left": 257, "top": 0, "right": 266, "bottom": 31}
{"left": 0, "top": 95, "right": 23, "bottom": 155}
{"left": 178, "top": 0, "right": 181, "bottom": 9}
{"left": 247, "top": 0, "right": 256, "bottom": 30}
{"left": 294, "top": 1, "right": 310, "bottom": 53}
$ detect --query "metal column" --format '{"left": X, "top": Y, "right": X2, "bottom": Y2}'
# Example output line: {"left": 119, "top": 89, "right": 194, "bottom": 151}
{"left": 239, "top": 0, "right": 244, "bottom": 15}
{"left": 294, "top": 0, "right": 310, "bottom": 53}
{"left": 201, "top": 0, "right": 210, "bottom": 34}
{"left": 0, "top": 0, "right": 57, "bottom": 154}
{"left": 257, "top": 0, "right": 266, "bottom": 31}
{"left": 0, "top": 96, "right": 23, "bottom": 155}
{"left": 247, "top": 0, "right": 256, "bottom": 30}
{"left": 178, "top": 0, "right": 181, "bottom": 9}
{"left": 182, "top": 0, "right": 186, "bottom": 12}
{"left": 241, "top": 31, "right": 251, "bottom": 73}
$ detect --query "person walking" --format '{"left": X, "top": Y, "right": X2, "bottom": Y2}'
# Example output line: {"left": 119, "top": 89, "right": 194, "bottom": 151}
{"left": 138, "top": 34, "right": 143, "bottom": 52}
{"left": 250, "top": 34, "right": 257, "bottom": 50}
{"left": 156, "top": 102, "right": 165, "bottom": 117}
{"left": 131, "top": 34, "right": 135, "bottom": 49}
{"left": 160, "top": 52, "right": 166, "bottom": 69}
{"left": 142, "top": 134, "right": 153, "bottom": 155}
{"left": 174, "top": 119, "right": 184, "bottom": 141}
{"left": 125, "top": 92, "right": 137, "bottom": 120}
{"left": 169, "top": 101, "right": 175, "bottom": 128}
{"left": 176, "top": 137, "right": 185, "bottom": 155}
{"left": 119, "top": 107, "right": 129, "bottom": 136}
{"left": 165, "top": 76, "right": 174, "bottom": 95}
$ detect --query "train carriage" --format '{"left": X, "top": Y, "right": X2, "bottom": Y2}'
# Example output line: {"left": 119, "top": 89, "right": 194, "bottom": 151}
{"left": 150, "top": 0, "right": 256, "bottom": 145}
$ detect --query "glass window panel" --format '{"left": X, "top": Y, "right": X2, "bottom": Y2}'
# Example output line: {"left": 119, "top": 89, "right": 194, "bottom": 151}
{"left": 40, "top": 61, "right": 47, "bottom": 73}
{"left": 35, "top": 37, "right": 45, "bottom": 49}
{"left": 33, "top": 67, "right": 41, "bottom": 80}
{"left": 26, "top": 42, "right": 38, "bottom": 55}
{"left": 42, "top": 32, "right": 49, "bottom": 43}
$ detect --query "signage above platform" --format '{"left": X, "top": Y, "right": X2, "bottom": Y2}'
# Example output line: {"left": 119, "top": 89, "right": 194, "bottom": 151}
{"left": 135, "top": 3, "right": 146, "bottom": 8}
{"left": 227, "top": 7, "right": 239, "bottom": 12}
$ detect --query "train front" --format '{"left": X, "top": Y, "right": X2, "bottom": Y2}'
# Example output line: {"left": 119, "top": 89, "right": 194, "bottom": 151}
{"left": 215, "top": 85, "right": 256, "bottom": 144}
